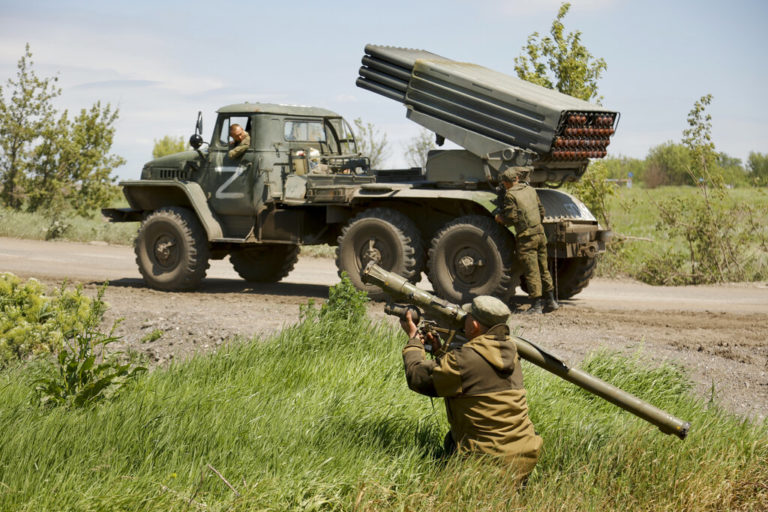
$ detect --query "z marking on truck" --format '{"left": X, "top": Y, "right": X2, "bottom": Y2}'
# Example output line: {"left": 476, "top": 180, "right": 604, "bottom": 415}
{"left": 214, "top": 164, "right": 247, "bottom": 199}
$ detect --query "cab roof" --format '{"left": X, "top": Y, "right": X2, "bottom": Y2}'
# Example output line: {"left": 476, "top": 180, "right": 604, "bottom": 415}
{"left": 217, "top": 102, "right": 341, "bottom": 117}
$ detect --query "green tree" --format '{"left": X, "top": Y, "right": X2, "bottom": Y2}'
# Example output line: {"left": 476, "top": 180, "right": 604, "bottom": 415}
{"left": 601, "top": 155, "right": 644, "bottom": 182}
{"left": 0, "top": 45, "right": 124, "bottom": 216}
{"left": 28, "top": 102, "right": 124, "bottom": 216}
{"left": 403, "top": 129, "right": 436, "bottom": 168}
{"left": 569, "top": 160, "right": 615, "bottom": 229}
{"left": 747, "top": 152, "right": 768, "bottom": 185}
{"left": 682, "top": 94, "right": 718, "bottom": 186}
{"left": 152, "top": 135, "right": 187, "bottom": 159}
{"left": 716, "top": 153, "right": 748, "bottom": 187}
{"left": 643, "top": 142, "right": 693, "bottom": 187}
{"left": 352, "top": 117, "right": 389, "bottom": 169}
{"left": 0, "top": 44, "right": 60, "bottom": 209}
{"left": 514, "top": 2, "right": 607, "bottom": 102}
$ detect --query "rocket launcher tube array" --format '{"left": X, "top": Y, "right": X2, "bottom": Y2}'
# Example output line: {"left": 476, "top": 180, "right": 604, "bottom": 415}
{"left": 362, "top": 262, "right": 691, "bottom": 440}
{"left": 356, "top": 45, "right": 619, "bottom": 163}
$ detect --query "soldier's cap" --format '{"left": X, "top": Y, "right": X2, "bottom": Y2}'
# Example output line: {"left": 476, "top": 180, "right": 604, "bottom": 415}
{"left": 461, "top": 296, "right": 511, "bottom": 327}
{"left": 500, "top": 166, "right": 531, "bottom": 183}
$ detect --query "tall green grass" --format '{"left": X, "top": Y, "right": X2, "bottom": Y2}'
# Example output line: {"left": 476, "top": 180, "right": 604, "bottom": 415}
{"left": 0, "top": 206, "right": 138, "bottom": 245}
{"left": 0, "top": 309, "right": 765, "bottom": 511}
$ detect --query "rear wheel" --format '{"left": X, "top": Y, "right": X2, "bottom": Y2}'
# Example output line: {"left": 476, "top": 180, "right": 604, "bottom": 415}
{"left": 553, "top": 256, "right": 598, "bottom": 299}
{"left": 230, "top": 244, "right": 300, "bottom": 283}
{"left": 427, "top": 215, "right": 514, "bottom": 303}
{"left": 336, "top": 208, "right": 424, "bottom": 300}
{"left": 135, "top": 207, "right": 210, "bottom": 291}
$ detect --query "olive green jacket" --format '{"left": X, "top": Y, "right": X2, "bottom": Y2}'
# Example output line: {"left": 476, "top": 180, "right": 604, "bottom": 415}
{"left": 402, "top": 325, "right": 542, "bottom": 473}
{"left": 500, "top": 183, "right": 545, "bottom": 237}
{"left": 228, "top": 133, "right": 251, "bottom": 159}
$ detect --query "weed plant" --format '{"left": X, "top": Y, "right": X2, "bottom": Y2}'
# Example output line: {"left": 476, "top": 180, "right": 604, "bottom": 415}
{"left": 0, "top": 298, "right": 766, "bottom": 510}
{"left": 0, "top": 273, "right": 102, "bottom": 365}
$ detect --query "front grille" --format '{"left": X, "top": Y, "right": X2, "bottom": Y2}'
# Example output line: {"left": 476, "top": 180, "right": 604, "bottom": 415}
{"left": 157, "top": 168, "right": 191, "bottom": 180}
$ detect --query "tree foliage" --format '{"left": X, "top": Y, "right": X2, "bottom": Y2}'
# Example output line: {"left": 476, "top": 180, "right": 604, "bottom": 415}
{"left": 352, "top": 118, "right": 389, "bottom": 169}
{"left": 152, "top": 135, "right": 187, "bottom": 159}
{"left": 0, "top": 44, "right": 123, "bottom": 215}
{"left": 403, "top": 129, "right": 436, "bottom": 169}
{"left": 643, "top": 142, "right": 694, "bottom": 187}
{"left": 514, "top": 2, "right": 607, "bottom": 103}
{"left": 747, "top": 152, "right": 768, "bottom": 185}
{"left": 28, "top": 102, "right": 124, "bottom": 215}
{"left": 0, "top": 44, "right": 60, "bottom": 209}
{"left": 569, "top": 160, "right": 615, "bottom": 229}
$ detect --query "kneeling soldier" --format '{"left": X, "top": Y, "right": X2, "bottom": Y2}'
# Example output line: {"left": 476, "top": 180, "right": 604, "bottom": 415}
{"left": 400, "top": 295, "right": 542, "bottom": 482}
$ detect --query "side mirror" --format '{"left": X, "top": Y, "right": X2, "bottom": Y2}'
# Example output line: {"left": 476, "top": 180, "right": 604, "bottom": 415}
{"left": 190, "top": 111, "right": 204, "bottom": 149}
{"left": 189, "top": 134, "right": 203, "bottom": 149}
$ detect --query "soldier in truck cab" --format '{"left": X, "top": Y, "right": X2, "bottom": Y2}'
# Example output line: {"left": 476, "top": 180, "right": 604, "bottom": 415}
{"left": 228, "top": 124, "right": 250, "bottom": 159}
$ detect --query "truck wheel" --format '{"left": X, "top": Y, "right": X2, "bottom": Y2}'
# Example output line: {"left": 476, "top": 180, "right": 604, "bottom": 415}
{"left": 553, "top": 256, "right": 598, "bottom": 299}
{"left": 427, "top": 215, "right": 514, "bottom": 303}
{"left": 230, "top": 244, "right": 300, "bottom": 283}
{"left": 135, "top": 207, "right": 210, "bottom": 291}
{"left": 336, "top": 208, "right": 424, "bottom": 300}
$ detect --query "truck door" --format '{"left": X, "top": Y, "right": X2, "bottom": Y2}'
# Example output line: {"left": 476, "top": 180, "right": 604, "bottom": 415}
{"left": 204, "top": 114, "right": 257, "bottom": 216}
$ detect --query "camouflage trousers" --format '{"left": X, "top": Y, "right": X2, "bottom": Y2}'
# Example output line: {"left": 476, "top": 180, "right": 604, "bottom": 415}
{"left": 517, "top": 232, "right": 553, "bottom": 299}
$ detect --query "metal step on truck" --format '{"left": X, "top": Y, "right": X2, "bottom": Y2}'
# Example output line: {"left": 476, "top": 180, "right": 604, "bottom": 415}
{"left": 103, "top": 44, "right": 617, "bottom": 303}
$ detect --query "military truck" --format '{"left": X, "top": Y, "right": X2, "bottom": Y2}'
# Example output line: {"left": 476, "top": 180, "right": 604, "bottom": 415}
{"left": 103, "top": 45, "right": 618, "bottom": 302}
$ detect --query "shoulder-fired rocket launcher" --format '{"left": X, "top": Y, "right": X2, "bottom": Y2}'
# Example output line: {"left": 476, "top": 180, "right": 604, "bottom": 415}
{"left": 362, "top": 261, "right": 691, "bottom": 440}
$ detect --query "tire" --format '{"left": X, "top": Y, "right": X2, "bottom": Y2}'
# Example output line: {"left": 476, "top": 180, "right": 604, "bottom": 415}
{"left": 336, "top": 208, "right": 424, "bottom": 300}
{"left": 553, "top": 256, "right": 598, "bottom": 299}
{"left": 427, "top": 215, "right": 515, "bottom": 303}
{"left": 230, "top": 244, "right": 299, "bottom": 283}
{"left": 135, "top": 207, "right": 210, "bottom": 291}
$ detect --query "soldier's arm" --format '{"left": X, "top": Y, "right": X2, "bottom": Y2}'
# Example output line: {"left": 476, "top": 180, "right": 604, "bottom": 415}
{"left": 228, "top": 134, "right": 250, "bottom": 159}
{"left": 402, "top": 341, "right": 438, "bottom": 396}
{"left": 537, "top": 195, "right": 546, "bottom": 219}
{"left": 500, "top": 191, "right": 519, "bottom": 226}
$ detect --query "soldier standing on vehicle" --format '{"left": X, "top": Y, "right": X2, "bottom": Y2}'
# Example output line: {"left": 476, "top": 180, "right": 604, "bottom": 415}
{"left": 228, "top": 124, "right": 250, "bottom": 159}
{"left": 400, "top": 295, "right": 542, "bottom": 482}
{"left": 495, "top": 167, "right": 559, "bottom": 314}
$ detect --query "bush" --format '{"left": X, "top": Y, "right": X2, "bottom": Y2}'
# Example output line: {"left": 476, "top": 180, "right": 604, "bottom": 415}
{"left": 0, "top": 273, "right": 99, "bottom": 365}
{"left": 319, "top": 271, "right": 369, "bottom": 323}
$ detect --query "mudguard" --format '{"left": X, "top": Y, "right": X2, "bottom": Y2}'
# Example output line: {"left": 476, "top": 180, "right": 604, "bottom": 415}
{"left": 115, "top": 180, "right": 224, "bottom": 240}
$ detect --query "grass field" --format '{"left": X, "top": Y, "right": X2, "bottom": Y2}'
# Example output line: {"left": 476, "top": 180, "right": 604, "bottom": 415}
{"left": 0, "top": 206, "right": 138, "bottom": 246}
{"left": 1, "top": 306, "right": 765, "bottom": 511}
{"left": 597, "top": 186, "right": 768, "bottom": 280}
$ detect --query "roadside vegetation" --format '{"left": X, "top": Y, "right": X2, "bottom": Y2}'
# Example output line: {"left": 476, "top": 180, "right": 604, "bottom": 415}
{"left": 0, "top": 278, "right": 766, "bottom": 510}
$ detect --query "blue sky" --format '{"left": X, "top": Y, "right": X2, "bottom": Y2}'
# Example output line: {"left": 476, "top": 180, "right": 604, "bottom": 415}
{"left": 1, "top": 0, "right": 766, "bottom": 180}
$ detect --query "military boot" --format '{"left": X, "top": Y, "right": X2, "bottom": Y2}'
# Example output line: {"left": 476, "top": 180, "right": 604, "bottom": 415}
{"left": 525, "top": 297, "right": 543, "bottom": 314}
{"left": 544, "top": 291, "right": 560, "bottom": 313}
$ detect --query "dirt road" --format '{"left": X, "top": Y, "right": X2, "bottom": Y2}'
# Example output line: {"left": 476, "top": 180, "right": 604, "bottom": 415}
{"left": 1, "top": 236, "right": 767, "bottom": 422}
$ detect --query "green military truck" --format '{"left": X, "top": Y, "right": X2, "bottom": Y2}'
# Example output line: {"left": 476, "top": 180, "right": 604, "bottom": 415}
{"left": 103, "top": 45, "right": 617, "bottom": 303}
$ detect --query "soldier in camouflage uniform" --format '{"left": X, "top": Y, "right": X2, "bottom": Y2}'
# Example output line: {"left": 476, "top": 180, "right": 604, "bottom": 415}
{"left": 495, "top": 167, "right": 559, "bottom": 314}
{"left": 228, "top": 124, "right": 251, "bottom": 159}
{"left": 400, "top": 296, "right": 542, "bottom": 481}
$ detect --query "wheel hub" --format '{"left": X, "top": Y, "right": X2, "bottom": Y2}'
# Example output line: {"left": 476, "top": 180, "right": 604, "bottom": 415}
{"left": 454, "top": 249, "right": 484, "bottom": 280}
{"left": 153, "top": 235, "right": 177, "bottom": 267}
{"left": 360, "top": 238, "right": 384, "bottom": 266}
